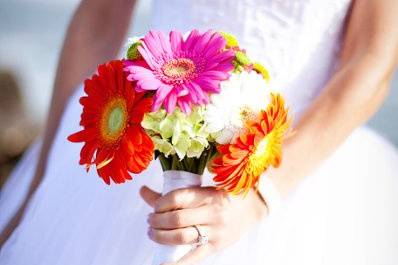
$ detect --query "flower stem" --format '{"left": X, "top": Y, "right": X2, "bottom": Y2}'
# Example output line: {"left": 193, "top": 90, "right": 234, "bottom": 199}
{"left": 158, "top": 145, "right": 215, "bottom": 175}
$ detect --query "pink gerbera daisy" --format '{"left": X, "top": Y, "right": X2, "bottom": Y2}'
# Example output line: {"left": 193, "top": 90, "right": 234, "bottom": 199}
{"left": 124, "top": 30, "right": 235, "bottom": 113}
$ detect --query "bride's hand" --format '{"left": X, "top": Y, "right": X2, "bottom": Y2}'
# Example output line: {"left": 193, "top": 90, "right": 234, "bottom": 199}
{"left": 140, "top": 185, "right": 267, "bottom": 265}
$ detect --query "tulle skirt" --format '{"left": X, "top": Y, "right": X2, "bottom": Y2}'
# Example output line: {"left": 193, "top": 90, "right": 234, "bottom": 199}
{"left": 1, "top": 87, "right": 398, "bottom": 265}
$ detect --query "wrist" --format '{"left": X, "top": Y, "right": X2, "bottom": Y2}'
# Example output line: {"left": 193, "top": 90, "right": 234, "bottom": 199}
{"left": 252, "top": 188, "right": 269, "bottom": 219}
{"left": 256, "top": 173, "right": 283, "bottom": 215}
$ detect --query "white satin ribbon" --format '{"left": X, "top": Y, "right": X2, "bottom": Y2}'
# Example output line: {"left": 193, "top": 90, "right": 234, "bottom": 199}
{"left": 152, "top": 170, "right": 202, "bottom": 265}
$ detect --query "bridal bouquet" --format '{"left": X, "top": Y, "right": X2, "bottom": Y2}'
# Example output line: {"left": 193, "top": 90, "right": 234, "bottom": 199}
{"left": 68, "top": 29, "right": 290, "bottom": 263}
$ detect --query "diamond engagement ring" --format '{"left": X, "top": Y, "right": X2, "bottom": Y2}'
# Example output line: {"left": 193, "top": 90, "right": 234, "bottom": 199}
{"left": 193, "top": 225, "right": 209, "bottom": 246}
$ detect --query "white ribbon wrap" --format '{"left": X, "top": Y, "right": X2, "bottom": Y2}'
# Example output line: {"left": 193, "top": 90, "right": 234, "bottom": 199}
{"left": 152, "top": 170, "right": 202, "bottom": 265}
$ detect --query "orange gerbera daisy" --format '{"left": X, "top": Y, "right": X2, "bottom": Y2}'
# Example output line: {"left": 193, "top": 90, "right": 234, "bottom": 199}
{"left": 68, "top": 60, "right": 154, "bottom": 184}
{"left": 211, "top": 93, "right": 290, "bottom": 195}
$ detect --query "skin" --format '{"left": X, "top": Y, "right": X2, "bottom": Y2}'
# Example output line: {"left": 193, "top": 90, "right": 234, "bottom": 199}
{"left": 1, "top": 1, "right": 398, "bottom": 264}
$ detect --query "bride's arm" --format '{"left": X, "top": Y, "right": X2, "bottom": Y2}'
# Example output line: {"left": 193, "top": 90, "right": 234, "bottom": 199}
{"left": 272, "top": 0, "right": 398, "bottom": 196}
{"left": 0, "top": 0, "right": 137, "bottom": 247}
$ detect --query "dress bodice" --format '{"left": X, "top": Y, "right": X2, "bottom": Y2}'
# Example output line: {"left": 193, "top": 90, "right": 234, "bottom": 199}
{"left": 150, "top": 0, "right": 352, "bottom": 119}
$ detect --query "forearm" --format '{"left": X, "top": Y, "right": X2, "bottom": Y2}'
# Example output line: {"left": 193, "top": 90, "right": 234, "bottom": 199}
{"left": 38, "top": 0, "right": 136, "bottom": 177}
{"left": 269, "top": 0, "right": 398, "bottom": 196}
{"left": 271, "top": 58, "right": 394, "bottom": 196}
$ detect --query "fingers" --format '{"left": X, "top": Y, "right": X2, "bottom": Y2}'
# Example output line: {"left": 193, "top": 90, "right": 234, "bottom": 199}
{"left": 148, "top": 205, "right": 214, "bottom": 229}
{"left": 140, "top": 186, "right": 161, "bottom": 208}
{"left": 148, "top": 225, "right": 212, "bottom": 246}
{"left": 162, "top": 244, "right": 214, "bottom": 265}
{"left": 155, "top": 187, "right": 221, "bottom": 213}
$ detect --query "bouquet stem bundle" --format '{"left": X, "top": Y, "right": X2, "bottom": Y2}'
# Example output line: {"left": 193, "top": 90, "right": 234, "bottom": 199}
{"left": 158, "top": 146, "right": 215, "bottom": 174}
{"left": 154, "top": 146, "right": 215, "bottom": 263}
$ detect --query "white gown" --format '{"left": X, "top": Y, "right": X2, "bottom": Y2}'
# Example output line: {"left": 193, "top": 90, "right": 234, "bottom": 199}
{"left": 1, "top": 0, "right": 398, "bottom": 264}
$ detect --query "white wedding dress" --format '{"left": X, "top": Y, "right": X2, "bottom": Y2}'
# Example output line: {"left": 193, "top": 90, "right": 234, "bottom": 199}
{"left": 1, "top": 0, "right": 398, "bottom": 264}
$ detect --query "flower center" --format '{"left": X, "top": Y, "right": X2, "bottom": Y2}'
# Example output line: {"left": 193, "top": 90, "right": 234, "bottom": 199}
{"left": 239, "top": 106, "right": 257, "bottom": 123}
{"left": 108, "top": 107, "right": 124, "bottom": 133}
{"left": 100, "top": 98, "right": 128, "bottom": 145}
{"left": 246, "top": 134, "right": 274, "bottom": 177}
{"left": 252, "top": 137, "right": 270, "bottom": 160}
{"left": 162, "top": 58, "right": 196, "bottom": 81}
{"left": 242, "top": 138, "right": 267, "bottom": 181}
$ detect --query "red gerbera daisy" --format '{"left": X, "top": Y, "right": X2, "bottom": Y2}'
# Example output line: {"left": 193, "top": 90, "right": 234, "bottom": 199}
{"left": 68, "top": 60, "right": 154, "bottom": 184}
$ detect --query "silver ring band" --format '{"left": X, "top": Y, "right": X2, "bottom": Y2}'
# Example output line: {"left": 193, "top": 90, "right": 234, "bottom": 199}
{"left": 193, "top": 225, "right": 209, "bottom": 246}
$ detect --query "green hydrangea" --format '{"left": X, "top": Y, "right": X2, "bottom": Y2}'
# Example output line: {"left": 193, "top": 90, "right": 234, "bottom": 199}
{"left": 141, "top": 107, "right": 211, "bottom": 160}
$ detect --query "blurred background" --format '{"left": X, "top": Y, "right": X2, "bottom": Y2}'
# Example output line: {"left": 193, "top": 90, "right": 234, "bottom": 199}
{"left": 0, "top": 0, "right": 397, "bottom": 185}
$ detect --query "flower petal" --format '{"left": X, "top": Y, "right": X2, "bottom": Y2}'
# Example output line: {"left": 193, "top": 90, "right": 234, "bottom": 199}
{"left": 79, "top": 141, "right": 97, "bottom": 165}
{"left": 137, "top": 77, "right": 162, "bottom": 91}
{"left": 152, "top": 84, "right": 173, "bottom": 112}
{"left": 183, "top": 29, "right": 200, "bottom": 51}
{"left": 67, "top": 128, "right": 97, "bottom": 143}
{"left": 169, "top": 30, "right": 183, "bottom": 54}
{"left": 164, "top": 90, "right": 178, "bottom": 113}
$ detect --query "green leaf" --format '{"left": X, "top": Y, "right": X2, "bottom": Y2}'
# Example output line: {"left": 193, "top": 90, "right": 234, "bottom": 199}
{"left": 127, "top": 41, "right": 142, "bottom": 60}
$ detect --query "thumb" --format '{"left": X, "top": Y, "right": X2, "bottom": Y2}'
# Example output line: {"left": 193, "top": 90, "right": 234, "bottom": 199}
{"left": 140, "top": 186, "right": 161, "bottom": 208}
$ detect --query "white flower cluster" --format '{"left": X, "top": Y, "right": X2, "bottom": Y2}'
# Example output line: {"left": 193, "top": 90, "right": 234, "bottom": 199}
{"left": 204, "top": 71, "right": 270, "bottom": 144}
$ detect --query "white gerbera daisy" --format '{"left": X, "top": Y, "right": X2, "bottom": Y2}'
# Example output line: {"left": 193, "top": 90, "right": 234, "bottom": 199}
{"left": 205, "top": 71, "right": 270, "bottom": 144}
